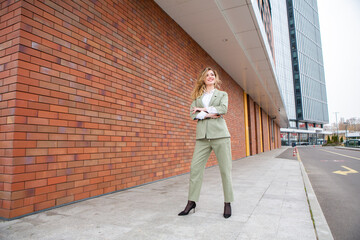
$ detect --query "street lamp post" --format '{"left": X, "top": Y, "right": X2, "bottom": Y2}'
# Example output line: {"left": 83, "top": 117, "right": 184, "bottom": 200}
{"left": 345, "top": 122, "right": 348, "bottom": 146}
{"left": 334, "top": 112, "right": 339, "bottom": 141}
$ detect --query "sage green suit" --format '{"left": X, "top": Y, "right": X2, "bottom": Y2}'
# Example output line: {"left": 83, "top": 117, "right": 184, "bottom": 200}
{"left": 188, "top": 89, "right": 234, "bottom": 203}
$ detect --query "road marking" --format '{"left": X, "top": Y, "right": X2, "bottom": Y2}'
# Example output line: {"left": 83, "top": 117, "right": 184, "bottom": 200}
{"left": 320, "top": 149, "right": 360, "bottom": 161}
{"left": 333, "top": 166, "right": 358, "bottom": 176}
{"left": 320, "top": 160, "right": 345, "bottom": 162}
{"left": 296, "top": 151, "right": 301, "bottom": 162}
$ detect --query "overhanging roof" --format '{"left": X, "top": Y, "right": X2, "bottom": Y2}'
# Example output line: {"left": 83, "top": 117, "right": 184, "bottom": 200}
{"left": 155, "top": 0, "right": 288, "bottom": 127}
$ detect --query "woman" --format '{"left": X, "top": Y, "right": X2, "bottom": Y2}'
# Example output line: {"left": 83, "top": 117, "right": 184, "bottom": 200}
{"left": 178, "top": 67, "right": 234, "bottom": 218}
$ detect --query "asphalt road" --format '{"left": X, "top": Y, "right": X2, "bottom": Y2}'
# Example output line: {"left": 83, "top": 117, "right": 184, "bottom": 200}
{"left": 297, "top": 146, "right": 360, "bottom": 240}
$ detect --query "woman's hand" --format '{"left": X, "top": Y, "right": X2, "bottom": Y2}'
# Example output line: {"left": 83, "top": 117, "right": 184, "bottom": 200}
{"left": 205, "top": 113, "right": 221, "bottom": 119}
{"left": 192, "top": 107, "right": 207, "bottom": 114}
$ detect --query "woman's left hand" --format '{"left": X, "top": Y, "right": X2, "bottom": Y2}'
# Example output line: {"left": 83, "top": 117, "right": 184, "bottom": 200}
{"left": 192, "top": 107, "right": 207, "bottom": 114}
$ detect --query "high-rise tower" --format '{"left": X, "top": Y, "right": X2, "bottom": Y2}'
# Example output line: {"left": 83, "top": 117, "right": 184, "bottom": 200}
{"left": 272, "top": 0, "right": 297, "bottom": 127}
{"left": 286, "top": 0, "right": 329, "bottom": 127}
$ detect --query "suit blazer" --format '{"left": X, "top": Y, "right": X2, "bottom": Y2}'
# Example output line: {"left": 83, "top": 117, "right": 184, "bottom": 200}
{"left": 190, "top": 89, "right": 231, "bottom": 140}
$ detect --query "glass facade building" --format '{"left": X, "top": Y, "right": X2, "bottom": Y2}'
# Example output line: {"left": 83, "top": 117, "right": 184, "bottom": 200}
{"left": 272, "top": 0, "right": 329, "bottom": 145}
{"left": 287, "top": 0, "right": 329, "bottom": 125}
{"left": 272, "top": 0, "right": 297, "bottom": 125}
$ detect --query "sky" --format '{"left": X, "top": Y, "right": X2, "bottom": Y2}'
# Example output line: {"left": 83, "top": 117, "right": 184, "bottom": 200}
{"left": 317, "top": 0, "right": 360, "bottom": 125}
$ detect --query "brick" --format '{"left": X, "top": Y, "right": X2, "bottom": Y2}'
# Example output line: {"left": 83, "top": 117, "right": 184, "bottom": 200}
{"left": 90, "top": 189, "right": 103, "bottom": 197}
{"left": 27, "top": 117, "right": 49, "bottom": 125}
{"left": 3, "top": 182, "right": 24, "bottom": 191}
{"left": 74, "top": 192, "right": 90, "bottom": 201}
{"left": 10, "top": 199, "right": 25, "bottom": 209}
{"left": 0, "top": 140, "right": 12, "bottom": 149}
{"left": 89, "top": 177, "right": 103, "bottom": 185}
{"left": 67, "top": 173, "right": 83, "bottom": 182}
{"left": 35, "top": 185, "right": 56, "bottom": 195}
{"left": 16, "top": 91, "right": 38, "bottom": 102}
{"left": 9, "top": 205, "right": 34, "bottom": 218}
{"left": 48, "top": 162, "right": 67, "bottom": 170}
{"left": 17, "top": 60, "right": 40, "bottom": 72}
{"left": 83, "top": 184, "right": 97, "bottom": 193}
{"left": 2, "top": 91, "right": 16, "bottom": 101}
{"left": 27, "top": 133, "right": 49, "bottom": 140}
{"left": 0, "top": 209, "right": 10, "bottom": 219}
{"left": 7, "top": 116, "right": 27, "bottom": 124}
{"left": 25, "top": 179, "right": 47, "bottom": 189}
{"left": 74, "top": 179, "right": 89, "bottom": 187}
{"left": 13, "top": 140, "right": 36, "bottom": 149}
{"left": 26, "top": 148, "right": 48, "bottom": 156}
{"left": 12, "top": 173, "right": 36, "bottom": 183}
{"left": 2, "top": 200, "right": 11, "bottom": 210}
{"left": 38, "top": 111, "right": 58, "bottom": 119}
{"left": 66, "top": 186, "right": 83, "bottom": 196}
{"left": 23, "top": 194, "right": 47, "bottom": 206}
{"left": 4, "top": 165, "right": 25, "bottom": 174}
{"left": 25, "top": 163, "right": 47, "bottom": 172}
{"left": 50, "top": 90, "right": 69, "bottom": 99}
{"left": 50, "top": 105, "right": 68, "bottom": 113}
{"left": 36, "top": 170, "right": 57, "bottom": 179}
{"left": 48, "top": 176, "right": 67, "bottom": 185}
{"left": 56, "top": 182, "right": 74, "bottom": 191}
{"left": 29, "top": 71, "right": 51, "bottom": 82}
{"left": 11, "top": 156, "right": 34, "bottom": 165}
{"left": 0, "top": 191, "right": 11, "bottom": 201}
{"left": 12, "top": 189, "right": 34, "bottom": 200}
{"left": 49, "top": 134, "right": 67, "bottom": 141}
{"left": 36, "top": 141, "right": 57, "bottom": 148}
{"left": 34, "top": 200, "right": 55, "bottom": 211}
{"left": 48, "top": 147, "right": 67, "bottom": 155}
{"left": 7, "top": 100, "right": 28, "bottom": 109}
{"left": 37, "top": 126, "right": 58, "bottom": 133}
{"left": 6, "top": 148, "right": 25, "bottom": 157}
{"left": 56, "top": 195, "right": 74, "bottom": 206}
{"left": 49, "top": 119, "right": 68, "bottom": 127}
{"left": 47, "top": 190, "right": 66, "bottom": 201}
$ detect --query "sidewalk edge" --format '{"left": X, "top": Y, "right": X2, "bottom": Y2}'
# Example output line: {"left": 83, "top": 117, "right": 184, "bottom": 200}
{"left": 297, "top": 153, "right": 334, "bottom": 240}
{"left": 334, "top": 146, "right": 360, "bottom": 152}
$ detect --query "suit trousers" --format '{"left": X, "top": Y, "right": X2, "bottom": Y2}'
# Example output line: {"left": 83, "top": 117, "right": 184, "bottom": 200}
{"left": 188, "top": 137, "right": 234, "bottom": 203}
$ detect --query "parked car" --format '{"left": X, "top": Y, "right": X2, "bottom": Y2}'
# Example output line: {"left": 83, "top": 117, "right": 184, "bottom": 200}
{"left": 347, "top": 139, "right": 360, "bottom": 147}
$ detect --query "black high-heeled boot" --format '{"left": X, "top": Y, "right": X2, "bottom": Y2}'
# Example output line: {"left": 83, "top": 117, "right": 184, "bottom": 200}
{"left": 223, "top": 202, "right": 231, "bottom": 218}
{"left": 178, "top": 201, "right": 196, "bottom": 216}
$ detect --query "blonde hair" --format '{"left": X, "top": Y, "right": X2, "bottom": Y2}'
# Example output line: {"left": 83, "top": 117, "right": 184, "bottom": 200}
{"left": 191, "top": 67, "right": 221, "bottom": 100}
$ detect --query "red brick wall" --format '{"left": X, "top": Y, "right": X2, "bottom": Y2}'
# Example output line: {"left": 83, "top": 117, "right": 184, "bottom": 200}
{"left": 228, "top": 85, "right": 246, "bottom": 159}
{"left": 0, "top": 0, "right": 278, "bottom": 219}
{"left": 0, "top": 0, "right": 23, "bottom": 219}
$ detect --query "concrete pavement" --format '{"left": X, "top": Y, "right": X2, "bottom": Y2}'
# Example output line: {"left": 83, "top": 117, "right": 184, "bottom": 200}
{"left": 0, "top": 147, "right": 329, "bottom": 239}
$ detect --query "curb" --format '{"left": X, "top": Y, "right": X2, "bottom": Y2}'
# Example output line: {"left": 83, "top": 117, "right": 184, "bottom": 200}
{"left": 297, "top": 152, "right": 334, "bottom": 240}
{"left": 334, "top": 146, "right": 360, "bottom": 152}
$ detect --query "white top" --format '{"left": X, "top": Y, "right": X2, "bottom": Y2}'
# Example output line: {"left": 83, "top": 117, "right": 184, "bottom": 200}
{"left": 196, "top": 89, "right": 218, "bottom": 120}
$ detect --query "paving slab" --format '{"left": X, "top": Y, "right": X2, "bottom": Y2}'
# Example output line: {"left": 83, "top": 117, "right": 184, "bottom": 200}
{"left": 0, "top": 147, "right": 319, "bottom": 240}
